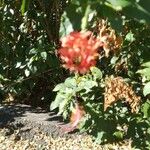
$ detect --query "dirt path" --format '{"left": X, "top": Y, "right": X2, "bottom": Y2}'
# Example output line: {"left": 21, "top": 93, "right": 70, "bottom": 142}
{"left": 0, "top": 104, "right": 75, "bottom": 138}
{"left": 0, "top": 104, "right": 132, "bottom": 150}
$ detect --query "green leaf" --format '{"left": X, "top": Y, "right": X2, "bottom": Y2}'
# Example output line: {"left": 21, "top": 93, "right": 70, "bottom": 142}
{"left": 60, "top": 12, "right": 74, "bottom": 37}
{"left": 64, "top": 77, "right": 77, "bottom": 88}
{"left": 123, "top": 2, "right": 150, "bottom": 24}
{"left": 142, "top": 100, "right": 150, "bottom": 118}
{"left": 143, "top": 82, "right": 150, "bottom": 96}
{"left": 95, "top": 131, "right": 105, "bottom": 144}
{"left": 65, "top": 3, "right": 83, "bottom": 30}
{"left": 58, "top": 98, "right": 69, "bottom": 115}
{"left": 21, "top": 0, "right": 30, "bottom": 15}
{"left": 137, "top": 61, "right": 150, "bottom": 80}
{"left": 106, "top": 0, "right": 132, "bottom": 11}
{"left": 0, "top": 0, "right": 4, "bottom": 7}
{"left": 113, "top": 131, "right": 124, "bottom": 139}
{"left": 110, "top": 56, "right": 118, "bottom": 65}
{"left": 24, "top": 69, "right": 30, "bottom": 77}
{"left": 0, "top": 74, "right": 9, "bottom": 81}
{"left": 53, "top": 83, "right": 64, "bottom": 92}
{"left": 137, "top": 68, "right": 150, "bottom": 80}
{"left": 81, "top": 4, "right": 91, "bottom": 30}
{"left": 90, "top": 67, "right": 102, "bottom": 80}
{"left": 40, "top": 52, "right": 47, "bottom": 60}
{"left": 15, "top": 62, "right": 22, "bottom": 68}
{"left": 29, "top": 48, "right": 37, "bottom": 55}
{"left": 106, "top": 0, "right": 150, "bottom": 23}
{"left": 63, "top": 110, "right": 69, "bottom": 120}
{"left": 142, "top": 62, "right": 150, "bottom": 68}
{"left": 107, "top": 0, "right": 132, "bottom": 8}
{"left": 84, "top": 80, "right": 97, "bottom": 89}
{"left": 50, "top": 93, "right": 64, "bottom": 110}
{"left": 78, "top": 79, "right": 97, "bottom": 92}
{"left": 125, "top": 32, "right": 135, "bottom": 42}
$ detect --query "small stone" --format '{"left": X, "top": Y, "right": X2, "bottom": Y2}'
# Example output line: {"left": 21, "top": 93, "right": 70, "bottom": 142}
{"left": 0, "top": 136, "right": 5, "bottom": 142}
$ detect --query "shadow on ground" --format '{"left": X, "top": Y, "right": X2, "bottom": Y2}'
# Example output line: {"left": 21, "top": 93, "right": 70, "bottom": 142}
{"left": 0, "top": 103, "right": 78, "bottom": 140}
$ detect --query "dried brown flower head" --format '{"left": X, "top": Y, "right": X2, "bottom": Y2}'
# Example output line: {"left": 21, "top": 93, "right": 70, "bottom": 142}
{"left": 96, "top": 19, "right": 123, "bottom": 57}
{"left": 104, "top": 76, "right": 140, "bottom": 113}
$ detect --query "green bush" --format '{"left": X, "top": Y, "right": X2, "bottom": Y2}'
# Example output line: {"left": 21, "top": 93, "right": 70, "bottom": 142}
{"left": 52, "top": 0, "right": 150, "bottom": 149}
{"left": 1, "top": 0, "right": 150, "bottom": 149}
{"left": 0, "top": 0, "right": 68, "bottom": 105}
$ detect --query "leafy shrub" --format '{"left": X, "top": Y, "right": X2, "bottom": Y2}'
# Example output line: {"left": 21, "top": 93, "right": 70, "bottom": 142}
{"left": 51, "top": 1, "right": 150, "bottom": 149}
{"left": 0, "top": 0, "right": 68, "bottom": 105}
{"left": 0, "top": 0, "right": 150, "bottom": 149}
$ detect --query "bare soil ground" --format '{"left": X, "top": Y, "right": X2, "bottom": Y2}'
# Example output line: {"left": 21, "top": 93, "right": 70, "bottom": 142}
{"left": 0, "top": 104, "right": 133, "bottom": 150}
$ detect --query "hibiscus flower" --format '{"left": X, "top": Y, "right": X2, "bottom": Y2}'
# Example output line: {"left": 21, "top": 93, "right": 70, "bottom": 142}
{"left": 58, "top": 31, "right": 101, "bottom": 74}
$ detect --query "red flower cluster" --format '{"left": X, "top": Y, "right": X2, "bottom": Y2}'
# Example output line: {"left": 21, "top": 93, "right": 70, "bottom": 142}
{"left": 58, "top": 31, "right": 101, "bottom": 74}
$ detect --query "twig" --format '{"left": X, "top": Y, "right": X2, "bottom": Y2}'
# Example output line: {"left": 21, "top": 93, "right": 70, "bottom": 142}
{"left": 0, "top": 67, "right": 61, "bottom": 89}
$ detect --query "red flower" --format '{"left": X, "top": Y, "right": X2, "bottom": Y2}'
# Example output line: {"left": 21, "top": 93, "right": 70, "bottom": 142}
{"left": 58, "top": 31, "right": 101, "bottom": 74}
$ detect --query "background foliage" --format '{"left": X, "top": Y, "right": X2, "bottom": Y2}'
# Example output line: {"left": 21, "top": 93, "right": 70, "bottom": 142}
{"left": 0, "top": 0, "right": 68, "bottom": 106}
{"left": 0, "top": 0, "right": 150, "bottom": 149}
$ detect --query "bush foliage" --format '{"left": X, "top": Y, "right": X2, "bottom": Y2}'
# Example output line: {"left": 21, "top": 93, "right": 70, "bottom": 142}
{"left": 0, "top": 0, "right": 150, "bottom": 149}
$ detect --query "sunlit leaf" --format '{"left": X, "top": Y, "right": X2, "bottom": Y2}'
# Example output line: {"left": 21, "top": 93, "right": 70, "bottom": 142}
{"left": 50, "top": 93, "right": 64, "bottom": 110}
{"left": 24, "top": 69, "right": 30, "bottom": 77}
{"left": 53, "top": 83, "right": 64, "bottom": 92}
{"left": 142, "top": 100, "right": 150, "bottom": 118}
{"left": 40, "top": 52, "right": 47, "bottom": 60}
{"left": 113, "top": 131, "right": 124, "bottom": 139}
{"left": 142, "top": 62, "right": 150, "bottom": 68}
{"left": 143, "top": 82, "right": 150, "bottom": 96}
{"left": 15, "top": 62, "right": 22, "bottom": 68}
{"left": 95, "top": 131, "right": 105, "bottom": 144}
{"left": 60, "top": 12, "right": 74, "bottom": 37}
{"left": 106, "top": 0, "right": 132, "bottom": 8}
{"left": 58, "top": 98, "right": 69, "bottom": 115}
{"left": 64, "top": 77, "right": 77, "bottom": 88}
{"left": 90, "top": 67, "right": 102, "bottom": 80}
{"left": 125, "top": 32, "right": 135, "bottom": 42}
{"left": 137, "top": 68, "right": 150, "bottom": 80}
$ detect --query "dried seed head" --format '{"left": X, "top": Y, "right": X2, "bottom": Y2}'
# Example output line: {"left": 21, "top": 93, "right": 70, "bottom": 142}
{"left": 96, "top": 19, "right": 123, "bottom": 57}
{"left": 104, "top": 76, "right": 140, "bottom": 113}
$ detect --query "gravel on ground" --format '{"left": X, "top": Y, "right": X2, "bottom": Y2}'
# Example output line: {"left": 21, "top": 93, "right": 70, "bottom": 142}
{"left": 0, "top": 103, "right": 133, "bottom": 150}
